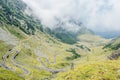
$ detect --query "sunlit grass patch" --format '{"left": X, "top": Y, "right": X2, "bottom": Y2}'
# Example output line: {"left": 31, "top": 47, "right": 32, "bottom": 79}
{"left": 0, "top": 67, "right": 23, "bottom": 80}
{"left": 54, "top": 60, "right": 120, "bottom": 80}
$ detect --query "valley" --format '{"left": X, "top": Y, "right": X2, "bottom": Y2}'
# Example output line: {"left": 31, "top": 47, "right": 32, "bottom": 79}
{"left": 0, "top": 0, "right": 120, "bottom": 80}
{"left": 1, "top": 25, "right": 120, "bottom": 80}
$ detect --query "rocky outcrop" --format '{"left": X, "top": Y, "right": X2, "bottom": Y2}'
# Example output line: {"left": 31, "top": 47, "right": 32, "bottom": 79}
{"left": 108, "top": 50, "right": 120, "bottom": 60}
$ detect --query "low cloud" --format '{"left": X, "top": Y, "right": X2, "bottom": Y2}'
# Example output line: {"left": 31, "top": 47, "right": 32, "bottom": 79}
{"left": 22, "top": 0, "right": 120, "bottom": 32}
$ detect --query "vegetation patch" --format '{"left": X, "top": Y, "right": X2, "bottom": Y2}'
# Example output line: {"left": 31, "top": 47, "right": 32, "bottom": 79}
{"left": 0, "top": 40, "right": 12, "bottom": 61}
{"left": 76, "top": 45, "right": 91, "bottom": 51}
{"left": 103, "top": 38, "right": 120, "bottom": 50}
{"left": 54, "top": 60, "right": 120, "bottom": 80}
{"left": 66, "top": 48, "right": 81, "bottom": 60}
{"left": 5, "top": 26, "right": 25, "bottom": 39}
{"left": 0, "top": 67, "right": 23, "bottom": 80}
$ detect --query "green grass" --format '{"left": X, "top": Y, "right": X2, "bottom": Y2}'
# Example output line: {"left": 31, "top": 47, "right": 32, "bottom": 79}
{"left": 0, "top": 28, "right": 117, "bottom": 80}
{"left": 54, "top": 60, "right": 120, "bottom": 80}
{"left": 104, "top": 38, "right": 120, "bottom": 50}
{"left": 5, "top": 25, "right": 25, "bottom": 39}
{"left": 26, "top": 69, "right": 52, "bottom": 80}
{"left": 0, "top": 67, "right": 23, "bottom": 80}
{"left": 0, "top": 40, "right": 13, "bottom": 61}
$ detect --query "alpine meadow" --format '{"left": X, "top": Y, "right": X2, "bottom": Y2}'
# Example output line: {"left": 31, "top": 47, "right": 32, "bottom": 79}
{"left": 0, "top": 0, "right": 120, "bottom": 80}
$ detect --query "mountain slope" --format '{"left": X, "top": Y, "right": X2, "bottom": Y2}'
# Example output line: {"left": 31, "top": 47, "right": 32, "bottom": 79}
{"left": 0, "top": 0, "right": 118, "bottom": 80}
{"left": 0, "top": 26, "right": 86, "bottom": 79}
{"left": 95, "top": 31, "right": 120, "bottom": 38}
{"left": 0, "top": 0, "right": 94, "bottom": 45}
{"left": 45, "top": 24, "right": 94, "bottom": 44}
{"left": 104, "top": 37, "right": 120, "bottom": 50}
{"left": 0, "top": 67, "right": 23, "bottom": 80}
{"left": 54, "top": 60, "right": 120, "bottom": 80}
{"left": 0, "top": 0, "right": 43, "bottom": 35}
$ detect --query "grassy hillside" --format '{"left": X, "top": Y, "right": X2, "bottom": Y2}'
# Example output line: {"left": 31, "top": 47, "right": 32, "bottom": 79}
{"left": 47, "top": 26, "right": 94, "bottom": 44}
{"left": 0, "top": 67, "right": 23, "bottom": 80}
{"left": 0, "top": 0, "right": 43, "bottom": 35}
{"left": 0, "top": 26, "right": 80, "bottom": 79}
{"left": 78, "top": 34, "right": 109, "bottom": 44}
{"left": 0, "top": 40, "right": 13, "bottom": 61}
{"left": 0, "top": 24, "right": 111, "bottom": 80}
{"left": 1, "top": 24, "right": 120, "bottom": 80}
{"left": 104, "top": 37, "right": 120, "bottom": 50}
{"left": 1, "top": 0, "right": 120, "bottom": 80}
{"left": 54, "top": 60, "right": 120, "bottom": 80}
{"left": 53, "top": 45, "right": 120, "bottom": 80}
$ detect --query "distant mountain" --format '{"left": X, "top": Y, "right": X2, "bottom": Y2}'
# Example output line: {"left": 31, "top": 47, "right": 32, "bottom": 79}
{"left": 0, "top": 0, "right": 94, "bottom": 44}
{"left": 44, "top": 20, "right": 94, "bottom": 44}
{"left": 95, "top": 31, "right": 120, "bottom": 39}
{"left": 1, "top": 0, "right": 119, "bottom": 80}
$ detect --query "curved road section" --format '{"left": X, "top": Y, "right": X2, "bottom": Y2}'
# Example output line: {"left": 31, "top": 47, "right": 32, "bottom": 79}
{"left": 11, "top": 50, "right": 30, "bottom": 75}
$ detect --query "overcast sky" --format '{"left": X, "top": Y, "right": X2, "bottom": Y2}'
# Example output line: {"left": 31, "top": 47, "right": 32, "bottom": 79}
{"left": 22, "top": 0, "right": 120, "bottom": 32}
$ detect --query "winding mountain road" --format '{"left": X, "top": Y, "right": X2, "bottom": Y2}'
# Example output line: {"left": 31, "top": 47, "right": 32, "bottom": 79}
{"left": 11, "top": 50, "right": 30, "bottom": 75}
{"left": 1, "top": 48, "right": 15, "bottom": 71}
{"left": 1, "top": 36, "right": 33, "bottom": 75}
{"left": 38, "top": 58, "right": 65, "bottom": 74}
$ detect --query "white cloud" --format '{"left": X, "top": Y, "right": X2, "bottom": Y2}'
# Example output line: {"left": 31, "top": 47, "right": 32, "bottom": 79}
{"left": 22, "top": 0, "right": 120, "bottom": 32}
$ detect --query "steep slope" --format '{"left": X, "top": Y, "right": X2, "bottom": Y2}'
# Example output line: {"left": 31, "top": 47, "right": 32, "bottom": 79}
{"left": 0, "top": 0, "right": 91, "bottom": 79}
{"left": 54, "top": 60, "right": 120, "bottom": 80}
{"left": 0, "top": 27, "right": 88, "bottom": 79}
{"left": 0, "top": 0, "right": 42, "bottom": 35}
{"left": 0, "top": 0, "right": 94, "bottom": 45}
{"left": 53, "top": 37, "right": 120, "bottom": 80}
{"left": 0, "top": 67, "right": 23, "bottom": 80}
{"left": 0, "top": 0, "right": 117, "bottom": 80}
{"left": 104, "top": 37, "right": 120, "bottom": 50}
{"left": 45, "top": 21, "right": 93, "bottom": 44}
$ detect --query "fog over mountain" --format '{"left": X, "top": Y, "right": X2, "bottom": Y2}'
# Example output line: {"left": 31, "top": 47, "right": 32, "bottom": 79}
{"left": 22, "top": 0, "right": 120, "bottom": 32}
{"left": 1, "top": 0, "right": 120, "bottom": 79}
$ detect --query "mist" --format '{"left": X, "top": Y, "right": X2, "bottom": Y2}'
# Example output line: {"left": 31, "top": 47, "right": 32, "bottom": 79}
{"left": 22, "top": 0, "right": 120, "bottom": 32}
